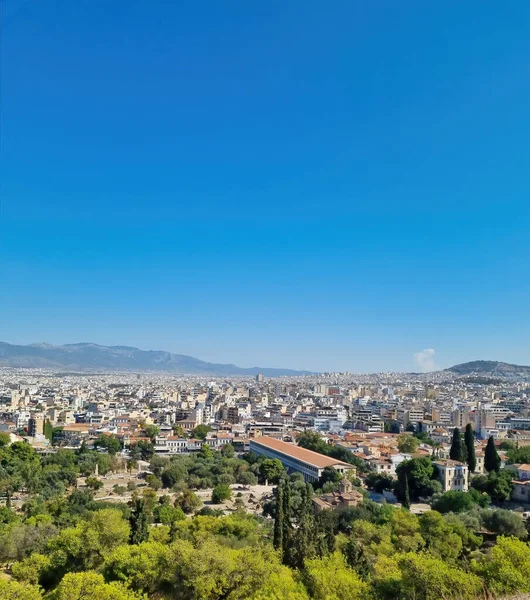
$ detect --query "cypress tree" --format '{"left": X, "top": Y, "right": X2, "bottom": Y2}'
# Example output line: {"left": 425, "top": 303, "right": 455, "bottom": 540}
{"left": 484, "top": 436, "right": 501, "bottom": 472}
{"left": 43, "top": 420, "right": 53, "bottom": 441}
{"left": 286, "top": 483, "right": 316, "bottom": 569}
{"left": 403, "top": 475, "right": 411, "bottom": 510}
{"left": 281, "top": 478, "right": 291, "bottom": 553}
{"left": 449, "top": 427, "right": 464, "bottom": 462}
{"left": 464, "top": 423, "right": 477, "bottom": 473}
{"left": 273, "top": 484, "right": 284, "bottom": 551}
{"left": 129, "top": 497, "right": 149, "bottom": 545}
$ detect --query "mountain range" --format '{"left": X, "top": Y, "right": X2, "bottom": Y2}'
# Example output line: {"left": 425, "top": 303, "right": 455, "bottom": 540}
{"left": 0, "top": 342, "right": 313, "bottom": 377}
{"left": 1, "top": 342, "right": 529, "bottom": 378}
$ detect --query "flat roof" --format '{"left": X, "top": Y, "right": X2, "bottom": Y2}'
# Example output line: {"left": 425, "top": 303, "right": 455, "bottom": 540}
{"left": 250, "top": 436, "right": 353, "bottom": 469}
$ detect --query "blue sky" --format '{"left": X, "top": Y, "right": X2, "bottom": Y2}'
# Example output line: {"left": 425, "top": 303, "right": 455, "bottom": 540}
{"left": 2, "top": 1, "right": 530, "bottom": 372}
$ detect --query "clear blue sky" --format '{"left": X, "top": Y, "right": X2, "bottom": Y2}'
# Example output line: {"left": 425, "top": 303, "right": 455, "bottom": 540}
{"left": 2, "top": 1, "right": 530, "bottom": 372}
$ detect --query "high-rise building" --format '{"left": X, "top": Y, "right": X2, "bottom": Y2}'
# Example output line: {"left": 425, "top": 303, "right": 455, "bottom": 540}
{"left": 28, "top": 416, "right": 44, "bottom": 437}
{"left": 256, "top": 373, "right": 264, "bottom": 383}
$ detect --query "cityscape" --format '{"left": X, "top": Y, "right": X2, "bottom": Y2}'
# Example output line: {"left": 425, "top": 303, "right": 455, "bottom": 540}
{"left": 0, "top": 351, "right": 530, "bottom": 598}
{"left": 3, "top": 0, "right": 530, "bottom": 598}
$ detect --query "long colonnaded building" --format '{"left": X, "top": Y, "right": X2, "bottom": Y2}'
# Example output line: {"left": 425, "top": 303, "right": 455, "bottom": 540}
{"left": 249, "top": 436, "right": 355, "bottom": 482}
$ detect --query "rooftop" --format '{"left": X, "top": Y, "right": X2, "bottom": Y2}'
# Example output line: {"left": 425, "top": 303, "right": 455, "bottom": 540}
{"left": 434, "top": 459, "right": 467, "bottom": 467}
{"left": 251, "top": 436, "right": 353, "bottom": 469}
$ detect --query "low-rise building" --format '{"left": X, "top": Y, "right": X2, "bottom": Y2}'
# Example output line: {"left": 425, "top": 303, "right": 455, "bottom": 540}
{"left": 434, "top": 459, "right": 469, "bottom": 492}
{"left": 511, "top": 466, "right": 530, "bottom": 504}
{"left": 312, "top": 479, "right": 363, "bottom": 513}
{"left": 249, "top": 436, "right": 354, "bottom": 483}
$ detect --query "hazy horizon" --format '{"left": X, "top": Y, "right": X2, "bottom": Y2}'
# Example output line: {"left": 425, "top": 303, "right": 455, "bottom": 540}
{"left": 1, "top": 339, "right": 527, "bottom": 375}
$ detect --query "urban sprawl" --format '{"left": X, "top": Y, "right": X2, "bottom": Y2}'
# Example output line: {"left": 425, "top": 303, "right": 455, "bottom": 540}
{"left": 2, "top": 367, "right": 530, "bottom": 508}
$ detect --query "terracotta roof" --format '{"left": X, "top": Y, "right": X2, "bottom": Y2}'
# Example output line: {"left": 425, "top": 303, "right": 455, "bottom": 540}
{"left": 251, "top": 436, "right": 353, "bottom": 469}
{"left": 518, "top": 464, "right": 530, "bottom": 471}
{"left": 312, "top": 497, "right": 330, "bottom": 508}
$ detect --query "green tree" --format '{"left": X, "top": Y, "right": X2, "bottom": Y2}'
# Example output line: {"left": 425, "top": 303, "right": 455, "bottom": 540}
{"left": 221, "top": 443, "right": 235, "bottom": 458}
{"left": 129, "top": 498, "right": 149, "bottom": 545}
{"left": 303, "top": 552, "right": 368, "bottom": 600}
{"left": 43, "top": 420, "right": 54, "bottom": 441}
{"left": 199, "top": 443, "right": 214, "bottom": 460}
{"left": 419, "top": 510, "right": 463, "bottom": 562}
{"left": 449, "top": 428, "right": 464, "bottom": 462}
{"left": 145, "top": 474, "right": 161, "bottom": 490}
{"left": 297, "top": 431, "right": 328, "bottom": 454}
{"left": 402, "top": 475, "right": 411, "bottom": 510}
{"left": 397, "top": 434, "right": 420, "bottom": 454}
{"left": 249, "top": 567, "right": 309, "bottom": 600}
{"left": 273, "top": 483, "right": 284, "bottom": 552}
{"left": 484, "top": 436, "right": 501, "bottom": 472}
{"left": 0, "top": 580, "right": 42, "bottom": 600}
{"left": 128, "top": 441, "right": 154, "bottom": 461}
{"left": 285, "top": 484, "right": 316, "bottom": 569}
{"left": 94, "top": 434, "right": 121, "bottom": 455}
{"left": 464, "top": 424, "right": 476, "bottom": 473}
{"left": 153, "top": 503, "right": 186, "bottom": 525}
{"left": 172, "top": 425, "right": 186, "bottom": 437}
{"left": 174, "top": 489, "right": 202, "bottom": 514}
{"left": 211, "top": 483, "right": 232, "bottom": 504}
{"left": 237, "top": 471, "right": 258, "bottom": 487}
{"left": 51, "top": 427, "right": 64, "bottom": 445}
{"left": 143, "top": 425, "right": 160, "bottom": 442}
{"left": 161, "top": 463, "right": 187, "bottom": 489}
{"left": 395, "top": 457, "right": 438, "bottom": 501}
{"left": 506, "top": 445, "right": 530, "bottom": 464}
{"left": 48, "top": 571, "right": 143, "bottom": 600}
{"left": 374, "top": 552, "right": 482, "bottom": 600}
{"left": 85, "top": 476, "right": 103, "bottom": 491}
{"left": 390, "top": 510, "right": 424, "bottom": 553}
{"left": 431, "top": 489, "right": 490, "bottom": 514}
{"left": 141, "top": 489, "right": 158, "bottom": 515}
{"left": 480, "top": 508, "right": 528, "bottom": 539}
{"left": 169, "top": 538, "right": 292, "bottom": 600}
{"left": 192, "top": 424, "right": 212, "bottom": 440}
{"left": 103, "top": 541, "right": 172, "bottom": 597}
{"left": 12, "top": 553, "right": 51, "bottom": 585}
{"left": 314, "top": 510, "right": 337, "bottom": 557}
{"left": 46, "top": 509, "right": 130, "bottom": 584}
{"left": 472, "top": 535, "right": 530, "bottom": 596}
{"left": 259, "top": 459, "right": 284, "bottom": 484}
{"left": 317, "top": 466, "right": 341, "bottom": 490}
{"left": 149, "top": 455, "right": 168, "bottom": 477}
{"left": 282, "top": 477, "right": 292, "bottom": 550}
{"left": 471, "top": 470, "right": 513, "bottom": 502}
{"left": 365, "top": 473, "right": 394, "bottom": 493}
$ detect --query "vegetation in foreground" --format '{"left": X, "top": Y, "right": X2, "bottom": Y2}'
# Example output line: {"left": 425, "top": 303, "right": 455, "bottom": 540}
{"left": 0, "top": 434, "right": 529, "bottom": 599}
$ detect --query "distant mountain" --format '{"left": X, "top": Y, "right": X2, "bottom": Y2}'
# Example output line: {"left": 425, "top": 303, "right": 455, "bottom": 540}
{"left": 447, "top": 360, "right": 530, "bottom": 377}
{"left": 0, "top": 342, "right": 313, "bottom": 377}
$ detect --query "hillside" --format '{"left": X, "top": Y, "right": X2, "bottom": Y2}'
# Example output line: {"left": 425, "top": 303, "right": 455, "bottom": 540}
{"left": 447, "top": 360, "right": 530, "bottom": 377}
{"left": 0, "top": 342, "right": 312, "bottom": 377}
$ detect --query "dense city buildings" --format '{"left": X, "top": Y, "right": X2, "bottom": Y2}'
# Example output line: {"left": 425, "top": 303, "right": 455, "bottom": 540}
{"left": 1, "top": 364, "right": 530, "bottom": 508}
